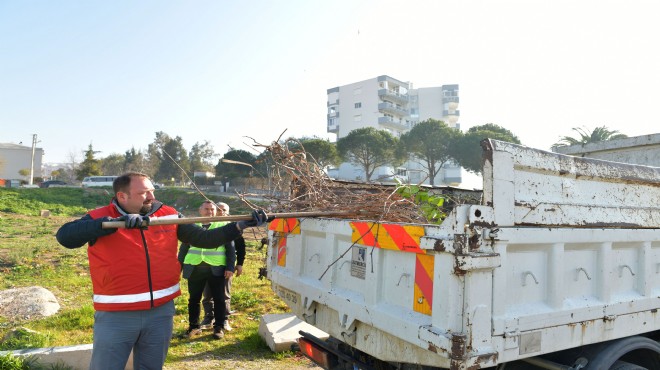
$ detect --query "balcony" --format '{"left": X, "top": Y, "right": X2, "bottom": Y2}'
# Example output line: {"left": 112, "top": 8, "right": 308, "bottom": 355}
{"left": 378, "top": 102, "right": 408, "bottom": 117}
{"left": 378, "top": 89, "right": 409, "bottom": 105}
{"left": 327, "top": 115, "right": 339, "bottom": 133}
{"left": 378, "top": 116, "right": 409, "bottom": 131}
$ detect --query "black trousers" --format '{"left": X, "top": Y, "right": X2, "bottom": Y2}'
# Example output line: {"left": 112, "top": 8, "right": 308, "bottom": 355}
{"left": 187, "top": 266, "right": 225, "bottom": 331}
{"left": 202, "top": 275, "right": 232, "bottom": 320}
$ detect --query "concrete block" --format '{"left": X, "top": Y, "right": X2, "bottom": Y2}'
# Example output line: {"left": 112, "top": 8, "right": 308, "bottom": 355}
{"left": 1, "top": 344, "right": 134, "bottom": 370}
{"left": 3, "top": 344, "right": 93, "bottom": 370}
{"left": 258, "top": 313, "right": 329, "bottom": 352}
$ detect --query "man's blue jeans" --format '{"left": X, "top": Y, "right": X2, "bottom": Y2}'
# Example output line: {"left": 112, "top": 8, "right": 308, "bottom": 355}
{"left": 90, "top": 300, "right": 175, "bottom": 370}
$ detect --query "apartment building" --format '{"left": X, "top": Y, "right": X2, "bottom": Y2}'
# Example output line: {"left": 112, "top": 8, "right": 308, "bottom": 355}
{"left": 327, "top": 75, "right": 461, "bottom": 185}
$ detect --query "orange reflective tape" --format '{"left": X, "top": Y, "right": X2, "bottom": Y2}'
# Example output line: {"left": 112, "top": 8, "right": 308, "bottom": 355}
{"left": 269, "top": 218, "right": 301, "bottom": 234}
{"left": 268, "top": 219, "right": 280, "bottom": 231}
{"left": 350, "top": 222, "right": 425, "bottom": 254}
{"left": 276, "top": 233, "right": 287, "bottom": 267}
{"left": 414, "top": 254, "right": 434, "bottom": 315}
{"left": 350, "top": 222, "right": 378, "bottom": 246}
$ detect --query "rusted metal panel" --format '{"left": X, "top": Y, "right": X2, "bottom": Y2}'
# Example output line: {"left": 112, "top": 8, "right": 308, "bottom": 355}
{"left": 482, "top": 139, "right": 660, "bottom": 228}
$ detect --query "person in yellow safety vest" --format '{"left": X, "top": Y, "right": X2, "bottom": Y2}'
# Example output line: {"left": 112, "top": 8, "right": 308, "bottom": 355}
{"left": 178, "top": 200, "right": 235, "bottom": 340}
{"left": 199, "top": 202, "right": 246, "bottom": 332}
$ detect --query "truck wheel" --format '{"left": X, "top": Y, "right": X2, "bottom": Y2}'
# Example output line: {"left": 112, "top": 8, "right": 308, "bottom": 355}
{"left": 585, "top": 336, "right": 660, "bottom": 370}
{"left": 609, "top": 360, "right": 648, "bottom": 370}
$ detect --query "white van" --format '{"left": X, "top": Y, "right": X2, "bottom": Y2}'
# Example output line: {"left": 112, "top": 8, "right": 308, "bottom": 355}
{"left": 81, "top": 176, "right": 118, "bottom": 188}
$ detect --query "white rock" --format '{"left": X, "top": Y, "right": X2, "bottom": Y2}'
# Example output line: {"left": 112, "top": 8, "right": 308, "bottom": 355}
{"left": 0, "top": 286, "right": 60, "bottom": 320}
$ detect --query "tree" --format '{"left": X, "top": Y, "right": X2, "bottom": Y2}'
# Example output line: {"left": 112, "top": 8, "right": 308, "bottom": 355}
{"left": 455, "top": 124, "right": 521, "bottom": 174}
{"left": 75, "top": 143, "right": 102, "bottom": 180}
{"left": 18, "top": 168, "right": 30, "bottom": 183}
{"left": 336, "top": 127, "right": 403, "bottom": 182}
{"left": 287, "top": 137, "right": 340, "bottom": 169}
{"left": 215, "top": 149, "right": 257, "bottom": 179}
{"left": 157, "top": 136, "right": 190, "bottom": 184}
{"left": 189, "top": 141, "right": 217, "bottom": 175}
{"left": 124, "top": 147, "right": 147, "bottom": 174}
{"left": 100, "top": 153, "right": 125, "bottom": 176}
{"left": 145, "top": 132, "right": 170, "bottom": 179}
{"left": 399, "top": 119, "right": 459, "bottom": 186}
{"left": 554, "top": 126, "right": 627, "bottom": 147}
{"left": 64, "top": 150, "right": 79, "bottom": 183}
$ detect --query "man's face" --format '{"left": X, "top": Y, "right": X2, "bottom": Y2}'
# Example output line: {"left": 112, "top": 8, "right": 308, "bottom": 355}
{"left": 217, "top": 204, "right": 229, "bottom": 216}
{"left": 117, "top": 176, "right": 156, "bottom": 214}
{"left": 199, "top": 202, "right": 217, "bottom": 217}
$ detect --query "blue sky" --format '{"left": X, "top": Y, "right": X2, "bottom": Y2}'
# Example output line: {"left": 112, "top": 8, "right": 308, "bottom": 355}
{"left": 2, "top": 0, "right": 659, "bottom": 168}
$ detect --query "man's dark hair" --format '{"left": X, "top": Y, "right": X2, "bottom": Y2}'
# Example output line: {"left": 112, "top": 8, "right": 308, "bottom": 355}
{"left": 113, "top": 172, "right": 149, "bottom": 194}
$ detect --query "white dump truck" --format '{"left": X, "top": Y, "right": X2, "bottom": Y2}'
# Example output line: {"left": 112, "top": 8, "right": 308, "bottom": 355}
{"left": 266, "top": 139, "right": 660, "bottom": 370}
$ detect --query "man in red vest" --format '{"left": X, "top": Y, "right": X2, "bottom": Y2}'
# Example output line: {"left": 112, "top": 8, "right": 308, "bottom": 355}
{"left": 56, "top": 172, "right": 267, "bottom": 370}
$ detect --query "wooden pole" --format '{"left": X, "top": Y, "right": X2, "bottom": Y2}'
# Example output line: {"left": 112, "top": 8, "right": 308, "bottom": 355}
{"left": 101, "top": 210, "right": 357, "bottom": 229}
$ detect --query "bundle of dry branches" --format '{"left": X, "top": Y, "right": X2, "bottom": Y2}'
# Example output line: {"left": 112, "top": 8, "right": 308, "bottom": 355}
{"left": 240, "top": 136, "right": 429, "bottom": 223}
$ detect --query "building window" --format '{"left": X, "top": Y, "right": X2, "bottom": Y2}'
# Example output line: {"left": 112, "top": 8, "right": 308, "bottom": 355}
{"left": 354, "top": 102, "right": 361, "bottom": 108}
{"left": 354, "top": 114, "right": 362, "bottom": 122}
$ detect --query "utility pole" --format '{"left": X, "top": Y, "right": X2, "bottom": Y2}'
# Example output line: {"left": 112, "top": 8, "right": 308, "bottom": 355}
{"left": 29, "top": 134, "right": 37, "bottom": 185}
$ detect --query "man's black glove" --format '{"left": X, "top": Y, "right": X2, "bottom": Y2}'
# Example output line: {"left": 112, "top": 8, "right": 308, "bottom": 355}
{"left": 237, "top": 209, "right": 268, "bottom": 231}
{"left": 119, "top": 214, "right": 150, "bottom": 229}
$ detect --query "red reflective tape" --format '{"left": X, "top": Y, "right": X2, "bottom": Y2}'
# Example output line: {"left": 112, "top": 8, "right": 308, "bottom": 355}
{"left": 269, "top": 218, "right": 300, "bottom": 234}
{"left": 415, "top": 255, "right": 434, "bottom": 307}
{"left": 352, "top": 222, "right": 378, "bottom": 247}
{"left": 285, "top": 218, "right": 300, "bottom": 233}
{"left": 383, "top": 224, "right": 422, "bottom": 252}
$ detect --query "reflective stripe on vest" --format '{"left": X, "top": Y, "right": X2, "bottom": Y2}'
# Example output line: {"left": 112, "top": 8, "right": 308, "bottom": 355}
{"left": 93, "top": 282, "right": 180, "bottom": 304}
{"left": 186, "top": 249, "right": 226, "bottom": 256}
{"left": 183, "top": 222, "right": 227, "bottom": 266}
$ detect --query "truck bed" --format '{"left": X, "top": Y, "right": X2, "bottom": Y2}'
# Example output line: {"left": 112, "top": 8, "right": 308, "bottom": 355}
{"left": 267, "top": 139, "right": 660, "bottom": 369}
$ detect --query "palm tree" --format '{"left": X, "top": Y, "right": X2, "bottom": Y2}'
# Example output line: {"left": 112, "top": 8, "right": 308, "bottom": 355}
{"left": 554, "top": 126, "right": 627, "bottom": 147}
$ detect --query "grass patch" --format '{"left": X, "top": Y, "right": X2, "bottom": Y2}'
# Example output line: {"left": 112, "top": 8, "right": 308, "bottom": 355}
{"left": 0, "top": 353, "right": 73, "bottom": 370}
{"left": 0, "top": 188, "right": 111, "bottom": 217}
{"left": 0, "top": 328, "right": 51, "bottom": 351}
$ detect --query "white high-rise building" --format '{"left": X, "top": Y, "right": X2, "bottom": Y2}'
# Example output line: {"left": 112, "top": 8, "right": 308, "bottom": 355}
{"left": 327, "top": 75, "right": 461, "bottom": 185}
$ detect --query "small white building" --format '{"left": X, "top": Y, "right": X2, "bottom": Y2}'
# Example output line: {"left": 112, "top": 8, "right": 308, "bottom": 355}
{"left": 552, "top": 133, "right": 660, "bottom": 167}
{"left": 0, "top": 143, "right": 44, "bottom": 182}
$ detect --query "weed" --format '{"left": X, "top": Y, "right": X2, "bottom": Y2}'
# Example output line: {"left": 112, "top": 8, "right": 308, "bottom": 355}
{"left": 0, "top": 353, "right": 72, "bottom": 370}
{"left": 232, "top": 290, "right": 260, "bottom": 310}
{"left": 394, "top": 181, "right": 447, "bottom": 223}
{"left": 0, "top": 352, "right": 30, "bottom": 370}
{"left": 0, "top": 328, "right": 50, "bottom": 351}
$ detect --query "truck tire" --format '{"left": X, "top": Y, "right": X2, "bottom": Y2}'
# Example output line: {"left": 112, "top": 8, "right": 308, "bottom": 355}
{"left": 609, "top": 360, "right": 648, "bottom": 370}
{"left": 585, "top": 336, "right": 660, "bottom": 370}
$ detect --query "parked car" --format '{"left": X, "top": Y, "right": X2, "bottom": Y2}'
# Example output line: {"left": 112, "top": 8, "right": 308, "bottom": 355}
{"left": 39, "top": 180, "right": 67, "bottom": 188}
